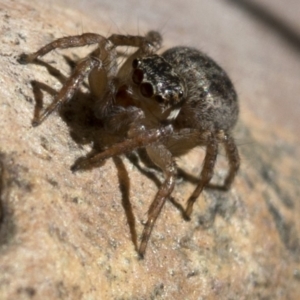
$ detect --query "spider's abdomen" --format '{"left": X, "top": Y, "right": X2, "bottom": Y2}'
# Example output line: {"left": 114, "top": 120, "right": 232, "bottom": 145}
{"left": 162, "top": 47, "right": 238, "bottom": 132}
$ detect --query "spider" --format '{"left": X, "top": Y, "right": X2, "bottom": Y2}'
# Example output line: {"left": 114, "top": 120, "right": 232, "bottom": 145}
{"left": 18, "top": 30, "right": 240, "bottom": 258}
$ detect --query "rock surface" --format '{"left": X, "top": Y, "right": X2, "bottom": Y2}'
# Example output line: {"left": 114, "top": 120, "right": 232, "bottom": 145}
{"left": 0, "top": 0, "right": 299, "bottom": 299}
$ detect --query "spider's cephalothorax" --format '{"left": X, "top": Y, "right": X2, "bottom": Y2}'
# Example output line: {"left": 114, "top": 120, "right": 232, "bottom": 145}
{"left": 130, "top": 55, "right": 186, "bottom": 123}
{"left": 18, "top": 30, "right": 240, "bottom": 258}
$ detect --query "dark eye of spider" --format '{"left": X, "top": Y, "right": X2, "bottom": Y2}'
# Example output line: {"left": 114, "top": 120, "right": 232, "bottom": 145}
{"left": 132, "top": 58, "right": 140, "bottom": 69}
{"left": 155, "top": 95, "right": 164, "bottom": 103}
{"left": 140, "top": 82, "right": 154, "bottom": 98}
{"left": 178, "top": 90, "right": 184, "bottom": 98}
{"left": 132, "top": 69, "right": 144, "bottom": 84}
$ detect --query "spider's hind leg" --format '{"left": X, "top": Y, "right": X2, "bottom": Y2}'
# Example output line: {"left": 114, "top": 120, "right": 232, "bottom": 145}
{"left": 206, "top": 134, "right": 240, "bottom": 191}
{"left": 185, "top": 132, "right": 218, "bottom": 219}
{"left": 222, "top": 135, "right": 240, "bottom": 190}
{"left": 185, "top": 131, "right": 240, "bottom": 218}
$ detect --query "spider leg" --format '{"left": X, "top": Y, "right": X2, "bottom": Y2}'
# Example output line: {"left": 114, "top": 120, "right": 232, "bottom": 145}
{"left": 18, "top": 33, "right": 106, "bottom": 64}
{"left": 185, "top": 133, "right": 218, "bottom": 219}
{"left": 222, "top": 135, "right": 240, "bottom": 189}
{"left": 139, "top": 144, "right": 176, "bottom": 258}
{"left": 206, "top": 134, "right": 240, "bottom": 191}
{"left": 71, "top": 125, "right": 173, "bottom": 171}
{"left": 109, "top": 31, "right": 162, "bottom": 79}
{"left": 32, "top": 57, "right": 101, "bottom": 126}
{"left": 108, "top": 31, "right": 162, "bottom": 52}
{"left": 88, "top": 32, "right": 163, "bottom": 130}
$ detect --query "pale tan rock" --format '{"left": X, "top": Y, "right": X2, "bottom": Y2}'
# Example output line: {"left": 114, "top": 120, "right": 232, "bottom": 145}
{"left": 0, "top": 0, "right": 299, "bottom": 299}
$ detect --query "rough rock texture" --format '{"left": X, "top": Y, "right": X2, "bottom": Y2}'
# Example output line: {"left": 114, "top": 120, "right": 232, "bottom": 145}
{"left": 0, "top": 0, "right": 299, "bottom": 299}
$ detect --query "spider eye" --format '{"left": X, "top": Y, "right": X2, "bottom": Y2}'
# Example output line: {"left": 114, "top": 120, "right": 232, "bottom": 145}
{"left": 178, "top": 90, "right": 184, "bottom": 98}
{"left": 140, "top": 82, "right": 154, "bottom": 98}
{"left": 155, "top": 95, "right": 164, "bottom": 103}
{"left": 132, "top": 69, "right": 144, "bottom": 84}
{"left": 132, "top": 59, "right": 140, "bottom": 69}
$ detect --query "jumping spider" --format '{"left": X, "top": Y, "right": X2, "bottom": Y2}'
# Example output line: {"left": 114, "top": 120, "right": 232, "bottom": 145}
{"left": 18, "top": 30, "right": 240, "bottom": 258}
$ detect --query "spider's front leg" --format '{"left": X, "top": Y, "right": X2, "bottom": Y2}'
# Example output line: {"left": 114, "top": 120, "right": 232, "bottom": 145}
{"left": 89, "top": 31, "right": 163, "bottom": 130}
{"left": 71, "top": 125, "right": 173, "bottom": 171}
{"left": 71, "top": 125, "right": 175, "bottom": 257}
{"left": 139, "top": 144, "right": 177, "bottom": 258}
{"left": 18, "top": 33, "right": 106, "bottom": 64}
{"left": 108, "top": 30, "right": 162, "bottom": 53}
{"left": 109, "top": 31, "right": 162, "bottom": 79}
{"left": 32, "top": 57, "right": 102, "bottom": 126}
{"left": 17, "top": 33, "right": 112, "bottom": 126}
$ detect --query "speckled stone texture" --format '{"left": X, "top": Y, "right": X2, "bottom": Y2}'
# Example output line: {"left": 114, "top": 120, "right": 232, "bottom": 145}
{"left": 0, "top": 0, "right": 299, "bottom": 299}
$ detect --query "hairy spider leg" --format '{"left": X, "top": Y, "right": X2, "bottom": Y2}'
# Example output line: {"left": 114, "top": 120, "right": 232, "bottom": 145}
{"left": 71, "top": 126, "right": 238, "bottom": 255}
{"left": 139, "top": 144, "right": 176, "bottom": 258}
{"left": 108, "top": 31, "right": 162, "bottom": 52}
{"left": 18, "top": 32, "right": 163, "bottom": 128}
{"left": 223, "top": 135, "right": 240, "bottom": 189}
{"left": 71, "top": 125, "right": 175, "bottom": 257}
{"left": 71, "top": 126, "right": 173, "bottom": 171}
{"left": 32, "top": 57, "right": 101, "bottom": 126}
{"left": 185, "top": 132, "right": 240, "bottom": 218}
{"left": 18, "top": 33, "right": 107, "bottom": 63}
{"left": 185, "top": 133, "right": 218, "bottom": 218}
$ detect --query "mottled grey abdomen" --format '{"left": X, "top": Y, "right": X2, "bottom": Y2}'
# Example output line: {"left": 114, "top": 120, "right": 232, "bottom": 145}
{"left": 162, "top": 47, "right": 238, "bottom": 132}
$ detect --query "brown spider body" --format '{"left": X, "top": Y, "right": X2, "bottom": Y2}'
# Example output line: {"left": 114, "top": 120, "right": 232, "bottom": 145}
{"left": 18, "top": 31, "right": 240, "bottom": 258}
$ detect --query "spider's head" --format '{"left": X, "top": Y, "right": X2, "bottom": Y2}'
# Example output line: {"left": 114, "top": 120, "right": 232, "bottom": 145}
{"left": 131, "top": 55, "right": 186, "bottom": 123}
